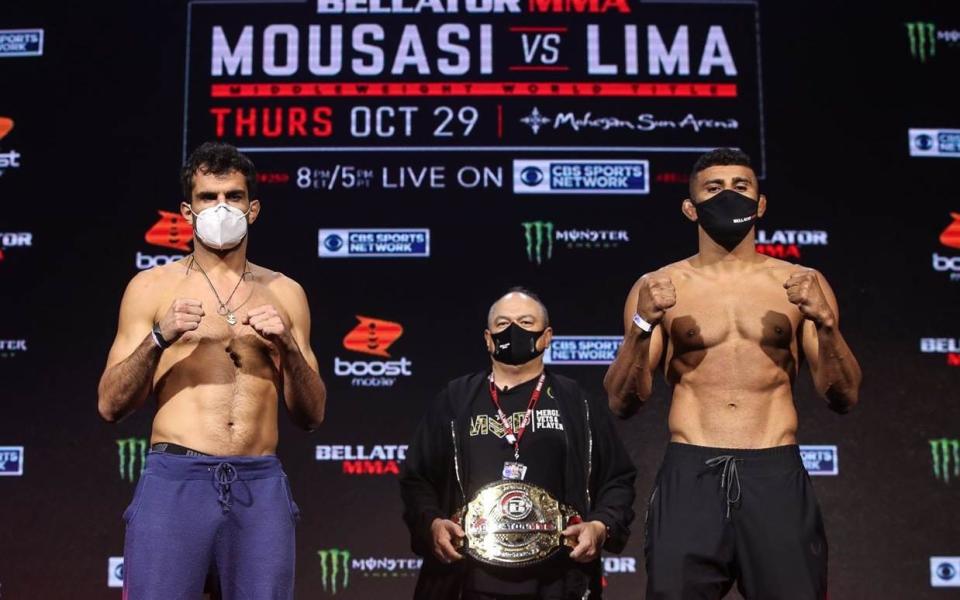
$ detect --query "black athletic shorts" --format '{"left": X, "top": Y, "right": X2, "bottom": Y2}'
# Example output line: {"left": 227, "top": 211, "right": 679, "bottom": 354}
{"left": 644, "top": 442, "right": 828, "bottom": 600}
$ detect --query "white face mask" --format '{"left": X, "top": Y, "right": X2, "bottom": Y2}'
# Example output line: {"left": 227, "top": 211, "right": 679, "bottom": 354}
{"left": 190, "top": 204, "right": 250, "bottom": 250}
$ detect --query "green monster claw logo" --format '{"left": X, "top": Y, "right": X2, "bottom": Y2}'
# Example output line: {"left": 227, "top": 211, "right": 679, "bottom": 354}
{"left": 317, "top": 549, "right": 351, "bottom": 594}
{"left": 906, "top": 22, "right": 936, "bottom": 62}
{"left": 522, "top": 221, "right": 554, "bottom": 265}
{"left": 116, "top": 438, "right": 147, "bottom": 483}
{"left": 930, "top": 438, "right": 960, "bottom": 483}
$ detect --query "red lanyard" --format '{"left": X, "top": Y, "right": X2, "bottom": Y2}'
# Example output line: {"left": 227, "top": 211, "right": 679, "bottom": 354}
{"left": 488, "top": 372, "right": 546, "bottom": 460}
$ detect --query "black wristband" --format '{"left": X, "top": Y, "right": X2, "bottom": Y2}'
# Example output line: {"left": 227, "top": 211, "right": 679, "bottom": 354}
{"left": 152, "top": 323, "right": 172, "bottom": 349}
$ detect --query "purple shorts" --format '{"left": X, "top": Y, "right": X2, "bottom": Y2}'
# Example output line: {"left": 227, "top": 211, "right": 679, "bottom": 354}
{"left": 122, "top": 451, "right": 299, "bottom": 599}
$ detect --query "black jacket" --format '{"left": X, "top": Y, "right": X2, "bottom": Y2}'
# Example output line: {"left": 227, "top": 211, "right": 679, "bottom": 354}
{"left": 399, "top": 370, "right": 637, "bottom": 599}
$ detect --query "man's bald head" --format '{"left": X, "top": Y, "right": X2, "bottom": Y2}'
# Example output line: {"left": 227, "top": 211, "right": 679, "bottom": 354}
{"left": 487, "top": 287, "right": 550, "bottom": 331}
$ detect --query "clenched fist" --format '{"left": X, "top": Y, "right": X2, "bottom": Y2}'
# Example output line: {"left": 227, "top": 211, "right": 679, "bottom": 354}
{"left": 430, "top": 518, "right": 465, "bottom": 564}
{"left": 636, "top": 272, "right": 677, "bottom": 326}
{"left": 784, "top": 270, "right": 835, "bottom": 327}
{"left": 157, "top": 298, "right": 204, "bottom": 343}
{"left": 243, "top": 305, "right": 295, "bottom": 350}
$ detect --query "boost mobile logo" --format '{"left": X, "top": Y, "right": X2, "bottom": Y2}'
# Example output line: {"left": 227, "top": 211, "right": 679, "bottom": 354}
{"left": 0, "top": 117, "right": 13, "bottom": 140}
{"left": 117, "top": 438, "right": 147, "bottom": 483}
{"left": 941, "top": 213, "right": 960, "bottom": 249}
{"left": 145, "top": 210, "right": 193, "bottom": 251}
{"left": 522, "top": 221, "right": 554, "bottom": 265}
{"left": 930, "top": 438, "right": 959, "bottom": 484}
{"left": 342, "top": 316, "right": 403, "bottom": 357}
{"left": 906, "top": 22, "right": 936, "bottom": 62}
{"left": 317, "top": 549, "right": 351, "bottom": 594}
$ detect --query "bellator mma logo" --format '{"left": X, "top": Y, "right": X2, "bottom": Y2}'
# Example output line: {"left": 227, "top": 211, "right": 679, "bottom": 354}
{"left": 754, "top": 229, "right": 828, "bottom": 260}
{"left": 315, "top": 444, "right": 408, "bottom": 475}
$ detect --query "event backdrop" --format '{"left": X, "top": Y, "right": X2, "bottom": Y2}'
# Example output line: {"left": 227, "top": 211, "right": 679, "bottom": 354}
{"left": 1, "top": 0, "right": 959, "bottom": 598}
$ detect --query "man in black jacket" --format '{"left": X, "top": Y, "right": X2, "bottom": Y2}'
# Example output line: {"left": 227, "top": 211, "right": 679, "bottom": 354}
{"left": 400, "top": 288, "right": 637, "bottom": 600}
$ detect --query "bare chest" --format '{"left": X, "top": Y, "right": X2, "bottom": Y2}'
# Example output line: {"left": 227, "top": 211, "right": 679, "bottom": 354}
{"left": 155, "top": 274, "right": 288, "bottom": 355}
{"left": 664, "top": 273, "right": 802, "bottom": 354}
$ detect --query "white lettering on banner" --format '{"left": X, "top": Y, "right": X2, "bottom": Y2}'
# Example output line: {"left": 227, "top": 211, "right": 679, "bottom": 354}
{"left": 209, "top": 24, "right": 738, "bottom": 78}
{"left": 136, "top": 252, "right": 185, "bottom": 270}
{"left": 351, "top": 557, "right": 423, "bottom": 571}
{"left": 755, "top": 230, "right": 829, "bottom": 245}
{"left": 334, "top": 357, "right": 413, "bottom": 376}
{"left": 555, "top": 230, "right": 629, "bottom": 243}
{"left": 315, "top": 445, "right": 408, "bottom": 460}
{"left": 920, "top": 338, "right": 960, "bottom": 353}
{"left": 0, "top": 233, "right": 32, "bottom": 247}
{"left": 318, "top": 0, "right": 521, "bottom": 13}
{"left": 212, "top": 24, "right": 494, "bottom": 76}
{"left": 933, "top": 253, "right": 960, "bottom": 272}
{"left": 603, "top": 556, "right": 637, "bottom": 573}
{"left": 587, "top": 25, "right": 735, "bottom": 76}
{"left": 0, "top": 150, "right": 22, "bottom": 168}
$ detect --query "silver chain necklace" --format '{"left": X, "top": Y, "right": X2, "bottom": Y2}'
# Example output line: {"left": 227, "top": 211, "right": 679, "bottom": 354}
{"left": 188, "top": 254, "right": 251, "bottom": 326}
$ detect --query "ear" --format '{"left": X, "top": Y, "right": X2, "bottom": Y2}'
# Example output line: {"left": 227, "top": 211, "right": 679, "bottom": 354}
{"left": 180, "top": 201, "right": 194, "bottom": 225}
{"left": 681, "top": 198, "right": 698, "bottom": 223}
{"left": 757, "top": 194, "right": 767, "bottom": 218}
{"left": 538, "top": 327, "right": 553, "bottom": 351}
{"left": 247, "top": 199, "right": 261, "bottom": 224}
{"left": 483, "top": 329, "right": 494, "bottom": 353}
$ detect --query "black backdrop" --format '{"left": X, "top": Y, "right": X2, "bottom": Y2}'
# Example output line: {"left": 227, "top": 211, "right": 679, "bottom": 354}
{"left": 1, "top": 0, "right": 959, "bottom": 598}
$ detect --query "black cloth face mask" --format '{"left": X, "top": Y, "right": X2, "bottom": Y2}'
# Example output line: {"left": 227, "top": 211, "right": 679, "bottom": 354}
{"left": 694, "top": 189, "right": 759, "bottom": 250}
{"left": 490, "top": 323, "right": 546, "bottom": 366}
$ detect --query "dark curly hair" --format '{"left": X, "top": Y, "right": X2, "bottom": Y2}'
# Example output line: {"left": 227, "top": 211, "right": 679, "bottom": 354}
{"left": 689, "top": 147, "right": 754, "bottom": 195}
{"left": 181, "top": 142, "right": 258, "bottom": 201}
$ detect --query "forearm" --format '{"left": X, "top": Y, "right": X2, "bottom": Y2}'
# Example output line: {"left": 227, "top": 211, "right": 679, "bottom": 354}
{"left": 280, "top": 343, "right": 327, "bottom": 430}
{"left": 813, "top": 323, "right": 862, "bottom": 413}
{"left": 97, "top": 334, "right": 162, "bottom": 422}
{"left": 604, "top": 328, "right": 654, "bottom": 416}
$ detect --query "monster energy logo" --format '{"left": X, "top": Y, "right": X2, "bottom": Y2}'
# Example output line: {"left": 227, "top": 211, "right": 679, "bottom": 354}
{"left": 116, "top": 438, "right": 147, "bottom": 483}
{"left": 906, "top": 22, "right": 936, "bottom": 62}
{"left": 930, "top": 438, "right": 960, "bottom": 483}
{"left": 317, "top": 549, "right": 351, "bottom": 594}
{"left": 522, "top": 221, "right": 554, "bottom": 265}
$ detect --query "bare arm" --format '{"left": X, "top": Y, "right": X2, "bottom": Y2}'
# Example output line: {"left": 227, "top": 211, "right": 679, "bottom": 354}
{"left": 604, "top": 275, "right": 670, "bottom": 417}
{"left": 97, "top": 273, "right": 203, "bottom": 422}
{"left": 789, "top": 270, "right": 862, "bottom": 414}
{"left": 247, "top": 278, "right": 326, "bottom": 430}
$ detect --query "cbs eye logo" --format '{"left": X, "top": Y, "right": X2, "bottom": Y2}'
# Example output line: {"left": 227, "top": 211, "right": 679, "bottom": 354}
{"left": 323, "top": 234, "right": 344, "bottom": 252}
{"left": 936, "top": 562, "right": 957, "bottom": 581}
{"left": 520, "top": 166, "right": 544, "bottom": 187}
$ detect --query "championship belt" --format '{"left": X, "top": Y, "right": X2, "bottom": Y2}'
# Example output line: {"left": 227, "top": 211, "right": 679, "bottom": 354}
{"left": 453, "top": 480, "right": 580, "bottom": 567}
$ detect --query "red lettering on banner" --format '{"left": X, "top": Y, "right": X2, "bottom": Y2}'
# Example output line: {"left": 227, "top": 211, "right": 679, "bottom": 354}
{"left": 528, "top": 0, "right": 629, "bottom": 12}
{"left": 342, "top": 460, "right": 401, "bottom": 475}
{"left": 210, "top": 82, "right": 737, "bottom": 98}
{"left": 755, "top": 244, "right": 801, "bottom": 259}
{"left": 208, "top": 106, "right": 333, "bottom": 138}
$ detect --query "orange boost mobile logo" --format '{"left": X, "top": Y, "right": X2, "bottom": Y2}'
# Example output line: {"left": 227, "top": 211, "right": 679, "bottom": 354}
{"left": 342, "top": 316, "right": 404, "bottom": 357}
{"left": 0, "top": 118, "right": 13, "bottom": 141}
{"left": 941, "top": 213, "right": 960, "bottom": 250}
{"left": 145, "top": 210, "right": 193, "bottom": 251}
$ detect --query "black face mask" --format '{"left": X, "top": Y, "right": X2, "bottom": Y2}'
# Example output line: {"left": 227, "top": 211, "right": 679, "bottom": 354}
{"left": 490, "top": 323, "right": 546, "bottom": 366}
{"left": 694, "top": 189, "right": 759, "bottom": 250}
